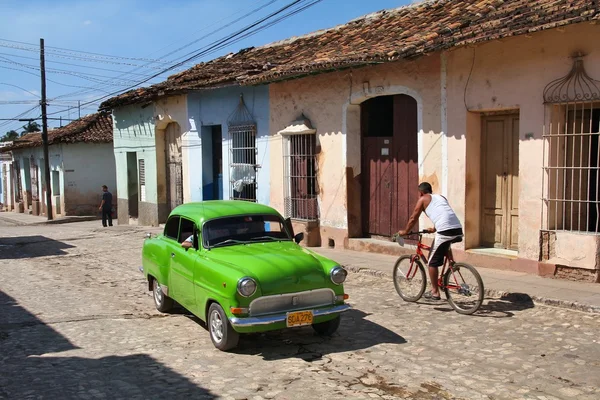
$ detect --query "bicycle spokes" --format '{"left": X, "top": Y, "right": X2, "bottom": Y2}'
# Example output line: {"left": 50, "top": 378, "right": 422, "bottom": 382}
{"left": 444, "top": 263, "right": 484, "bottom": 315}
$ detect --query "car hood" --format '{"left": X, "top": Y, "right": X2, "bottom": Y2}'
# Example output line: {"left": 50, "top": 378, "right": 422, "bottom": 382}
{"left": 206, "top": 241, "right": 329, "bottom": 294}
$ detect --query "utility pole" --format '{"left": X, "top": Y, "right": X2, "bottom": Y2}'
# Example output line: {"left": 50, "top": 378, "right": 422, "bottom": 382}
{"left": 78, "top": 100, "right": 81, "bottom": 119}
{"left": 40, "top": 38, "right": 53, "bottom": 220}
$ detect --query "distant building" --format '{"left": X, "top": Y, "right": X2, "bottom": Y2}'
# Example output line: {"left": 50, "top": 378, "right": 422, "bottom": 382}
{"left": 0, "top": 112, "right": 116, "bottom": 217}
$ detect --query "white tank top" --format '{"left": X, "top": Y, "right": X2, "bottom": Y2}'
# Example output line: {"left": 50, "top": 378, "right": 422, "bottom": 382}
{"left": 424, "top": 194, "right": 462, "bottom": 232}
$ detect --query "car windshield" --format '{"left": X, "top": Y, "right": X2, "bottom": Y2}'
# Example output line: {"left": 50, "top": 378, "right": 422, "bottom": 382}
{"left": 203, "top": 214, "right": 291, "bottom": 248}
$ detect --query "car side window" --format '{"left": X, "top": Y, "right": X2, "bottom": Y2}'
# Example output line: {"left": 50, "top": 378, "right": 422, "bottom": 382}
{"left": 178, "top": 218, "right": 195, "bottom": 245}
{"left": 164, "top": 216, "right": 180, "bottom": 240}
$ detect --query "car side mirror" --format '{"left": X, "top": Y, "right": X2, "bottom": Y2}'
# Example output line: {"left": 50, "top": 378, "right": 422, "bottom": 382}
{"left": 145, "top": 233, "right": 152, "bottom": 239}
{"left": 284, "top": 217, "right": 295, "bottom": 237}
{"left": 294, "top": 232, "right": 304, "bottom": 244}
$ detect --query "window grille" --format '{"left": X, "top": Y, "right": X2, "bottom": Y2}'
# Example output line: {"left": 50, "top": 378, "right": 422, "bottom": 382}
{"left": 542, "top": 55, "right": 600, "bottom": 233}
{"left": 139, "top": 159, "right": 146, "bottom": 202}
{"left": 227, "top": 95, "right": 259, "bottom": 202}
{"left": 13, "top": 160, "right": 22, "bottom": 202}
{"left": 283, "top": 133, "right": 318, "bottom": 221}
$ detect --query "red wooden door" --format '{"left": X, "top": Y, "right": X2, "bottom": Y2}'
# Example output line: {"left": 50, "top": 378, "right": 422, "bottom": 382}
{"left": 361, "top": 95, "right": 418, "bottom": 237}
{"left": 391, "top": 95, "right": 419, "bottom": 234}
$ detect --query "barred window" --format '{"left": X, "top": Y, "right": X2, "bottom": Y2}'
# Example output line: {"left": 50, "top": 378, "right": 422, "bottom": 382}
{"left": 229, "top": 124, "right": 257, "bottom": 202}
{"left": 543, "top": 104, "right": 600, "bottom": 232}
{"left": 283, "top": 133, "right": 318, "bottom": 221}
{"left": 139, "top": 159, "right": 146, "bottom": 202}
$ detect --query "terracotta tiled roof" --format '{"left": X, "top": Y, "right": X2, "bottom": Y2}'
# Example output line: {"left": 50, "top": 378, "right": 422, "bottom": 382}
{"left": 100, "top": 0, "right": 600, "bottom": 110}
{"left": 0, "top": 112, "right": 113, "bottom": 152}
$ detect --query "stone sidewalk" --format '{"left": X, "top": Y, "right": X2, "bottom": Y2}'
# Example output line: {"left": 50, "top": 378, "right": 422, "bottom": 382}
{"left": 0, "top": 211, "right": 97, "bottom": 226}
{"left": 312, "top": 248, "right": 600, "bottom": 314}
{"left": 2, "top": 211, "right": 598, "bottom": 314}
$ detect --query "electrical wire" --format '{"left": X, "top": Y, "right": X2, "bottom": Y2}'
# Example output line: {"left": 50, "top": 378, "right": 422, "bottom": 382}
{"left": 50, "top": 0, "right": 287, "bottom": 101}
{"left": 0, "top": 38, "right": 171, "bottom": 63}
{"left": 0, "top": 52, "right": 158, "bottom": 76}
{"left": 0, "top": 82, "right": 39, "bottom": 97}
{"left": 55, "top": 0, "right": 323, "bottom": 113}
{"left": 4, "top": 0, "right": 323, "bottom": 122}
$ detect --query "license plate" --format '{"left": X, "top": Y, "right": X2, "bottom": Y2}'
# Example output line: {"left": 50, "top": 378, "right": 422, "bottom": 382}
{"left": 286, "top": 310, "right": 313, "bottom": 327}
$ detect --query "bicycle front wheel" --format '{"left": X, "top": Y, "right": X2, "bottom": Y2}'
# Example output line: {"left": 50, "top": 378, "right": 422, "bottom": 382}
{"left": 443, "top": 263, "right": 484, "bottom": 315}
{"left": 393, "top": 255, "right": 426, "bottom": 302}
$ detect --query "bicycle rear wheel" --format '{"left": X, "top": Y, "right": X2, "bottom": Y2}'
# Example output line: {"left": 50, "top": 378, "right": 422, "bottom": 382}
{"left": 443, "top": 263, "right": 484, "bottom": 315}
{"left": 393, "top": 255, "right": 426, "bottom": 302}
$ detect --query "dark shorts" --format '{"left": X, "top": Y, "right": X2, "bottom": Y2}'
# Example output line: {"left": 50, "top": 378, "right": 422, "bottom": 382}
{"left": 428, "top": 228, "right": 463, "bottom": 268}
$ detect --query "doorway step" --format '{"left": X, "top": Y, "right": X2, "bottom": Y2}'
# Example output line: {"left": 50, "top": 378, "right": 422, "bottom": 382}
{"left": 346, "top": 237, "right": 416, "bottom": 257}
{"left": 345, "top": 237, "right": 537, "bottom": 274}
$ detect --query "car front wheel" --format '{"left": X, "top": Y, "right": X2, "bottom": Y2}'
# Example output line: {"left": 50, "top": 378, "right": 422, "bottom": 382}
{"left": 208, "top": 303, "right": 239, "bottom": 351}
{"left": 312, "top": 315, "right": 341, "bottom": 336}
{"left": 152, "top": 278, "right": 174, "bottom": 313}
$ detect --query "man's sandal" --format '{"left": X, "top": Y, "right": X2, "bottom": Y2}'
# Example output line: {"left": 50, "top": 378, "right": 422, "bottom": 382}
{"left": 423, "top": 292, "right": 442, "bottom": 301}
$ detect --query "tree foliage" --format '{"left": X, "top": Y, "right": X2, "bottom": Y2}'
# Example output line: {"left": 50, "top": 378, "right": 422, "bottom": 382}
{"left": 0, "top": 130, "right": 19, "bottom": 142}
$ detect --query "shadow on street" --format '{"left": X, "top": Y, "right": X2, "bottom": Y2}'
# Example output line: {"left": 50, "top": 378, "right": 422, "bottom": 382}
{"left": 0, "top": 290, "right": 216, "bottom": 399}
{"left": 0, "top": 236, "right": 75, "bottom": 259}
{"left": 431, "top": 294, "right": 535, "bottom": 318}
{"left": 234, "top": 308, "right": 407, "bottom": 361}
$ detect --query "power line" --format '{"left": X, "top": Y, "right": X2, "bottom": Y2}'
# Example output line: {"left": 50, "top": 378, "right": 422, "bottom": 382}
{"left": 0, "top": 82, "right": 39, "bottom": 98}
{"left": 49, "top": 0, "right": 284, "bottom": 101}
{"left": 64, "top": 0, "right": 322, "bottom": 113}
{"left": 0, "top": 52, "right": 159, "bottom": 76}
{"left": 0, "top": 65, "right": 114, "bottom": 95}
{"left": 0, "top": 38, "right": 171, "bottom": 64}
{"left": 0, "top": 57, "right": 144, "bottom": 85}
{"left": 0, "top": 105, "right": 39, "bottom": 130}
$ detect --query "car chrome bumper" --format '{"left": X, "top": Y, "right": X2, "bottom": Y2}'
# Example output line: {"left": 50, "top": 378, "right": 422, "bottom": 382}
{"left": 229, "top": 304, "right": 351, "bottom": 327}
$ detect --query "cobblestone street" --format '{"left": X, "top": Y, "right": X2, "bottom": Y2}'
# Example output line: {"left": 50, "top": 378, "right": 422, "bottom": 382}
{"left": 0, "top": 221, "right": 599, "bottom": 400}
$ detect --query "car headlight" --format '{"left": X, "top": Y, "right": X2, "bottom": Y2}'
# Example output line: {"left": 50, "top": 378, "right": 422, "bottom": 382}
{"left": 237, "top": 277, "right": 257, "bottom": 297}
{"left": 330, "top": 266, "right": 347, "bottom": 285}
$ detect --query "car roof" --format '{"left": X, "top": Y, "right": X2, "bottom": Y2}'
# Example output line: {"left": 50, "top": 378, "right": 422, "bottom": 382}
{"left": 170, "top": 200, "right": 283, "bottom": 226}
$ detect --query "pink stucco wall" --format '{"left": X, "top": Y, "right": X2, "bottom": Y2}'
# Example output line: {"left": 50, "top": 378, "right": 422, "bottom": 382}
{"left": 268, "top": 22, "right": 600, "bottom": 272}
{"left": 446, "top": 22, "right": 600, "bottom": 267}
{"left": 269, "top": 56, "right": 442, "bottom": 233}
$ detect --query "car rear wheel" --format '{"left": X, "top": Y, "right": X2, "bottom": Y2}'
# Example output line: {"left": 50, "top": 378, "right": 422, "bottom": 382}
{"left": 208, "top": 303, "right": 239, "bottom": 351}
{"left": 312, "top": 315, "right": 341, "bottom": 336}
{"left": 152, "top": 278, "right": 174, "bottom": 313}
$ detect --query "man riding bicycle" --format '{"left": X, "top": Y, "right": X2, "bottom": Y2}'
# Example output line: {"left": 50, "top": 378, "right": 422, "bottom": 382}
{"left": 396, "top": 182, "right": 463, "bottom": 301}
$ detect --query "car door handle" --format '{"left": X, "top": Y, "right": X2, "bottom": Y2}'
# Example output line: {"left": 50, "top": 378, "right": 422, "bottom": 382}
{"left": 171, "top": 253, "right": 175, "bottom": 258}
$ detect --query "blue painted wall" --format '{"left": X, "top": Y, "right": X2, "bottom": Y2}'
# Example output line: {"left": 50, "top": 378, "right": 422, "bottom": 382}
{"left": 187, "top": 86, "right": 270, "bottom": 205}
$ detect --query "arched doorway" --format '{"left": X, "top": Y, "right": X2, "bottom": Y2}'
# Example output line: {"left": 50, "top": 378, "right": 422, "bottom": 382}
{"left": 165, "top": 122, "right": 183, "bottom": 211}
{"left": 360, "top": 94, "right": 419, "bottom": 237}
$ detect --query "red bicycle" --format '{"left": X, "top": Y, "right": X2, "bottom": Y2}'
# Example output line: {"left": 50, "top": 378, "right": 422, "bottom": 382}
{"left": 392, "top": 231, "right": 484, "bottom": 315}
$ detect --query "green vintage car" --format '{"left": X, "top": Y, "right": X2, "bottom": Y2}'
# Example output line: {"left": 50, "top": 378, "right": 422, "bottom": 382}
{"left": 140, "top": 201, "right": 350, "bottom": 351}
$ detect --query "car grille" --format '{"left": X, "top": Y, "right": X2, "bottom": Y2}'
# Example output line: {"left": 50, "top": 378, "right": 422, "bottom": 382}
{"left": 249, "top": 288, "right": 335, "bottom": 316}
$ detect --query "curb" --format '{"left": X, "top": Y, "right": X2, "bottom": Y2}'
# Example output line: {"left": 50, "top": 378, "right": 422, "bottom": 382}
{"left": 0, "top": 214, "right": 98, "bottom": 226}
{"left": 344, "top": 265, "right": 600, "bottom": 314}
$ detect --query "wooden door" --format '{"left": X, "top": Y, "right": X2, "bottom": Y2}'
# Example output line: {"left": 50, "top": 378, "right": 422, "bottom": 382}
{"left": 165, "top": 123, "right": 183, "bottom": 211}
{"left": 361, "top": 95, "right": 418, "bottom": 237}
{"left": 481, "top": 115, "right": 519, "bottom": 250}
{"left": 391, "top": 95, "right": 419, "bottom": 234}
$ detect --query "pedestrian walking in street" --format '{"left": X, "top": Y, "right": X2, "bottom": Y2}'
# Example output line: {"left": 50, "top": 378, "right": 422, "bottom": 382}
{"left": 99, "top": 185, "right": 113, "bottom": 227}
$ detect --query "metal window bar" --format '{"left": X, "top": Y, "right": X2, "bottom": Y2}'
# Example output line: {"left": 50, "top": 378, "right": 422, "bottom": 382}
{"left": 229, "top": 124, "right": 258, "bottom": 202}
{"left": 283, "top": 134, "right": 318, "bottom": 221}
{"left": 139, "top": 159, "right": 146, "bottom": 202}
{"left": 542, "top": 56, "right": 600, "bottom": 234}
{"left": 542, "top": 104, "right": 600, "bottom": 233}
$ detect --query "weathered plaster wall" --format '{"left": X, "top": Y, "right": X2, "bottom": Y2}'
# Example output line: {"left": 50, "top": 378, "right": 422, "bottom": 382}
{"left": 154, "top": 95, "right": 189, "bottom": 207}
{"left": 113, "top": 103, "right": 158, "bottom": 225}
{"left": 187, "top": 86, "right": 270, "bottom": 205}
{"left": 269, "top": 56, "right": 443, "bottom": 244}
{"left": 12, "top": 145, "right": 64, "bottom": 217}
{"left": 446, "top": 22, "right": 600, "bottom": 266}
{"left": 62, "top": 143, "right": 116, "bottom": 215}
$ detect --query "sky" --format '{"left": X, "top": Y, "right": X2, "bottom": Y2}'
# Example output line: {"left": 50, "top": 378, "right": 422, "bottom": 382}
{"left": 0, "top": 0, "right": 411, "bottom": 133}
